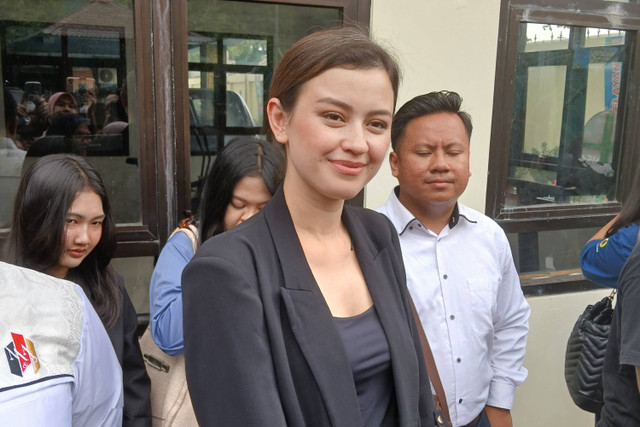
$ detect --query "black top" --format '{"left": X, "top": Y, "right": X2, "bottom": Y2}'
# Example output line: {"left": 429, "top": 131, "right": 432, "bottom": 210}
{"left": 107, "top": 276, "right": 152, "bottom": 427}
{"left": 335, "top": 306, "right": 394, "bottom": 426}
{"left": 598, "top": 241, "right": 640, "bottom": 426}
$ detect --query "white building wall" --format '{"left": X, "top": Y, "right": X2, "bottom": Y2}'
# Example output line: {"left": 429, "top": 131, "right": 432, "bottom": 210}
{"left": 367, "top": 1, "right": 603, "bottom": 425}
{"left": 367, "top": 0, "right": 501, "bottom": 212}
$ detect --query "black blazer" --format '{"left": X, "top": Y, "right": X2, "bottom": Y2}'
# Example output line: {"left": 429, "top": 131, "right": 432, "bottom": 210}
{"left": 108, "top": 277, "right": 152, "bottom": 427}
{"left": 183, "top": 188, "right": 436, "bottom": 426}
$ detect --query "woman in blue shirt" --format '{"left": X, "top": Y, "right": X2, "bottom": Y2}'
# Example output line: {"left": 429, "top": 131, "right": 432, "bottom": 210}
{"left": 149, "top": 136, "right": 284, "bottom": 355}
{"left": 581, "top": 172, "right": 640, "bottom": 288}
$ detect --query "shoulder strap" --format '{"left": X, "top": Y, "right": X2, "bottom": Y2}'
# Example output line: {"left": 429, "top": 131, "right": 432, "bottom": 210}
{"left": 168, "top": 211, "right": 200, "bottom": 254}
{"left": 409, "top": 295, "right": 451, "bottom": 426}
{"left": 168, "top": 224, "right": 199, "bottom": 254}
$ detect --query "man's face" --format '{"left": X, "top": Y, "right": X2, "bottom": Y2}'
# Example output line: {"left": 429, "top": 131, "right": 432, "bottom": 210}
{"left": 390, "top": 111, "right": 471, "bottom": 215}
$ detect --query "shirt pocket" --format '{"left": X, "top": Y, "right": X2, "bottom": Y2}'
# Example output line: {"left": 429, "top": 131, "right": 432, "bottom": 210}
{"left": 466, "top": 279, "right": 498, "bottom": 339}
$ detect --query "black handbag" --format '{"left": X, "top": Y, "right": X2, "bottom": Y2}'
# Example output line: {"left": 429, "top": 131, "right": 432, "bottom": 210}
{"left": 564, "top": 289, "right": 616, "bottom": 413}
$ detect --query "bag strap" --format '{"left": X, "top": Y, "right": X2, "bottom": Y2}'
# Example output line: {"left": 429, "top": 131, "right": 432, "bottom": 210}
{"left": 168, "top": 210, "right": 199, "bottom": 254}
{"left": 409, "top": 295, "right": 451, "bottom": 426}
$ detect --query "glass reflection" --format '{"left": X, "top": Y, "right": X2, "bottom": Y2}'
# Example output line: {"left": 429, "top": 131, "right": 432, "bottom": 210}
{"left": 505, "top": 23, "right": 630, "bottom": 208}
{"left": 0, "top": 0, "right": 141, "bottom": 225}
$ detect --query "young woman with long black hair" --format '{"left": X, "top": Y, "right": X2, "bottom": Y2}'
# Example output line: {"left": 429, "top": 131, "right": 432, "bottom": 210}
{"left": 2, "top": 153, "right": 151, "bottom": 426}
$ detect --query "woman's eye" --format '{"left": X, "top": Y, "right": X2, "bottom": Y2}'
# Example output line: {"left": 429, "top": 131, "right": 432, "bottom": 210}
{"left": 65, "top": 218, "right": 76, "bottom": 224}
{"left": 324, "top": 112, "right": 343, "bottom": 122}
{"left": 92, "top": 221, "right": 103, "bottom": 226}
{"left": 369, "top": 120, "right": 388, "bottom": 130}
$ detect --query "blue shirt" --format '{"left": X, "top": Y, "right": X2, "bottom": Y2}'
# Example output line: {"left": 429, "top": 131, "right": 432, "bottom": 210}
{"left": 581, "top": 223, "right": 639, "bottom": 288}
{"left": 149, "top": 232, "right": 194, "bottom": 355}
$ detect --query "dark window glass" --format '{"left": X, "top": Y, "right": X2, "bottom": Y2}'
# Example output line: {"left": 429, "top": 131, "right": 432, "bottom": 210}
{"left": 1, "top": 1, "right": 141, "bottom": 228}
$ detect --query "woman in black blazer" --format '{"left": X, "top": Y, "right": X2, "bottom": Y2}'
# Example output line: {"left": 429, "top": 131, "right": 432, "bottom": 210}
{"left": 183, "top": 27, "right": 437, "bottom": 427}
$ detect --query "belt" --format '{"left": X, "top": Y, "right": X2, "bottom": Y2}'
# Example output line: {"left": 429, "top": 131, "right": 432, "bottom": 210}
{"left": 460, "top": 412, "right": 482, "bottom": 427}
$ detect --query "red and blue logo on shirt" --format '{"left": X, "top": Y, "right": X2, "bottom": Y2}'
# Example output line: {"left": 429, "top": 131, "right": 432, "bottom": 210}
{"left": 4, "top": 332, "right": 40, "bottom": 377}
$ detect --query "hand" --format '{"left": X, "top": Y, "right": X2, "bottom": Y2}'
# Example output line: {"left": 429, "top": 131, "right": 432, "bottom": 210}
{"left": 30, "top": 96, "right": 50, "bottom": 133}
{"left": 16, "top": 101, "right": 27, "bottom": 118}
{"left": 85, "top": 89, "right": 97, "bottom": 112}
{"left": 485, "top": 405, "right": 512, "bottom": 427}
{"left": 33, "top": 96, "right": 48, "bottom": 121}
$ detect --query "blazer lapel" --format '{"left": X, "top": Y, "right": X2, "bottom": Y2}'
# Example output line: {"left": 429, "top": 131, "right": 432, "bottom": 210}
{"left": 264, "top": 189, "right": 362, "bottom": 426}
{"left": 343, "top": 208, "right": 419, "bottom": 426}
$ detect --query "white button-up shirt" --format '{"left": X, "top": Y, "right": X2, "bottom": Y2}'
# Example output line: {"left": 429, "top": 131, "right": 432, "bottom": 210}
{"left": 378, "top": 189, "right": 529, "bottom": 427}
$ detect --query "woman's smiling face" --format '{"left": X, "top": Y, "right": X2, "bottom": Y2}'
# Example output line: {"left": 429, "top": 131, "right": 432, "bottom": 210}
{"left": 268, "top": 67, "right": 394, "bottom": 203}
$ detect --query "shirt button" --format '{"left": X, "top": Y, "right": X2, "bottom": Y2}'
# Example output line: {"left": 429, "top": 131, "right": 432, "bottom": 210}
{"left": 409, "top": 226, "right": 413, "bottom": 230}
{"left": 450, "top": 315, "right": 455, "bottom": 320}
{"left": 459, "top": 399, "right": 463, "bottom": 404}
{"left": 443, "top": 274, "right": 448, "bottom": 280}
{"left": 456, "top": 357, "right": 462, "bottom": 363}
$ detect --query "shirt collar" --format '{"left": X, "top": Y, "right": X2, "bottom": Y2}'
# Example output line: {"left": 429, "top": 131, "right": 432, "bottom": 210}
{"left": 386, "top": 186, "right": 473, "bottom": 235}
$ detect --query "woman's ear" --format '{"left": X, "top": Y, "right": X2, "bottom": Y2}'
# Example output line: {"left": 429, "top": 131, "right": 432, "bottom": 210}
{"left": 266, "top": 98, "right": 288, "bottom": 145}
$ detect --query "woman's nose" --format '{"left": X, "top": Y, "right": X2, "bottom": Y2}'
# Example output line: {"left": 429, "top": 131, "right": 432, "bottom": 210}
{"left": 342, "top": 125, "right": 368, "bottom": 154}
{"left": 74, "top": 226, "right": 90, "bottom": 244}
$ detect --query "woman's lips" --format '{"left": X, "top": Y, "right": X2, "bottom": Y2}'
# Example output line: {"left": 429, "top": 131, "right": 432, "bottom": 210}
{"left": 68, "top": 249, "right": 86, "bottom": 258}
{"left": 330, "top": 160, "right": 365, "bottom": 176}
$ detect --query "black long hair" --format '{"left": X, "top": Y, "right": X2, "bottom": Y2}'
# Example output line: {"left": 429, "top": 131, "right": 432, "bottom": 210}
{"left": 2, "top": 154, "right": 121, "bottom": 329}
{"left": 198, "top": 137, "right": 284, "bottom": 242}
{"left": 607, "top": 167, "right": 640, "bottom": 237}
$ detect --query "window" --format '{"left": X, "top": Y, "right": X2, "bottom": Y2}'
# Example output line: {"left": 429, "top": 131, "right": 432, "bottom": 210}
{"left": 0, "top": 0, "right": 160, "bottom": 311}
{"left": 1, "top": 4, "right": 140, "bottom": 224}
{"left": 488, "top": 1, "right": 640, "bottom": 282}
{"left": 0, "top": 0, "right": 370, "bottom": 316}
{"left": 183, "top": 0, "right": 347, "bottom": 213}
{"left": 187, "top": 32, "right": 271, "bottom": 211}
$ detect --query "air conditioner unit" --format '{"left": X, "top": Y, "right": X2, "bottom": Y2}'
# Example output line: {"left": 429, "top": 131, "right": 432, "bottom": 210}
{"left": 98, "top": 68, "right": 117, "bottom": 85}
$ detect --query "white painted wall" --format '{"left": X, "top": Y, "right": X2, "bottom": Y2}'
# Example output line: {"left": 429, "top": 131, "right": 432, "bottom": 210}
{"left": 367, "top": 2, "right": 606, "bottom": 425}
{"left": 366, "top": 0, "right": 501, "bottom": 212}
{"left": 512, "top": 289, "right": 611, "bottom": 426}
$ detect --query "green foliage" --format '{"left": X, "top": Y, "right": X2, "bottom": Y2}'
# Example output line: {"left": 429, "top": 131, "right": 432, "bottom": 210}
{"left": 530, "top": 141, "right": 559, "bottom": 157}
{"left": 226, "top": 39, "right": 266, "bottom": 65}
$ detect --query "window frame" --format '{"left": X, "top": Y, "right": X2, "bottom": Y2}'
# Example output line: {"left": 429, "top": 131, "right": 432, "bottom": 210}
{"left": 487, "top": 0, "right": 640, "bottom": 235}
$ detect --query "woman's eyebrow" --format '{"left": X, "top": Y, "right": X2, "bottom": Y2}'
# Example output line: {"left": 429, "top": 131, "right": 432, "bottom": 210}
{"left": 316, "top": 97, "right": 392, "bottom": 117}
{"left": 67, "top": 212, "right": 106, "bottom": 220}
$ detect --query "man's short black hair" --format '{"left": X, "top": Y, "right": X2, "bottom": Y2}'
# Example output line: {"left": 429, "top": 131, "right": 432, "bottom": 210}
{"left": 391, "top": 90, "right": 472, "bottom": 152}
